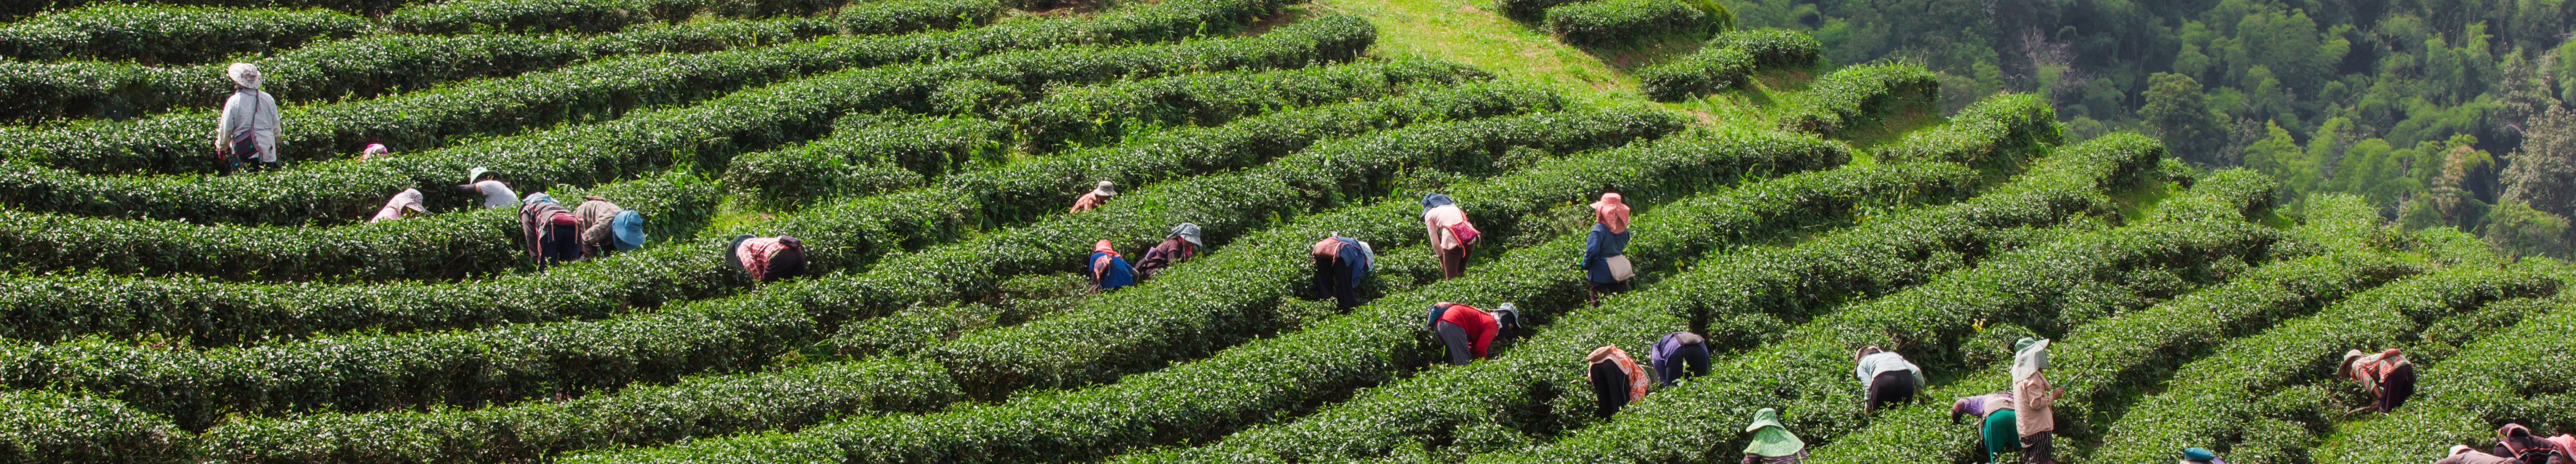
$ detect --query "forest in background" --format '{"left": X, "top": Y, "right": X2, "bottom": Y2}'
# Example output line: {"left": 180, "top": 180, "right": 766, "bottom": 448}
{"left": 1715, "top": 0, "right": 2576, "bottom": 257}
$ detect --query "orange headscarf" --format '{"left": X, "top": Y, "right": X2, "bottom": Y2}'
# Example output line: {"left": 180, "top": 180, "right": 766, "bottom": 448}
{"left": 1093, "top": 239, "right": 1121, "bottom": 257}
{"left": 1591, "top": 193, "right": 1631, "bottom": 234}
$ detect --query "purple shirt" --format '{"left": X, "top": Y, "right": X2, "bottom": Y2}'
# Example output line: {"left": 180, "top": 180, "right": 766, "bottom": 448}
{"left": 1951, "top": 392, "right": 2013, "bottom": 418}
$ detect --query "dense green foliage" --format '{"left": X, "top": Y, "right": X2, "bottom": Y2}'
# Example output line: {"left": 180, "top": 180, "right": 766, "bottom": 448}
{"left": 0, "top": 4, "right": 364, "bottom": 64}
{"left": 1636, "top": 28, "right": 1820, "bottom": 101}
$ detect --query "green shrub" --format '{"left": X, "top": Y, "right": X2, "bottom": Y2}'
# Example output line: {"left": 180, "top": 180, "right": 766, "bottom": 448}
{"left": 0, "top": 84, "right": 1547, "bottom": 350}
{"left": 1493, "top": 0, "right": 1580, "bottom": 21}
{"left": 0, "top": 168, "right": 717, "bottom": 282}
{"left": 1540, "top": 0, "right": 1710, "bottom": 48}
{"left": 0, "top": 390, "right": 183, "bottom": 464}
{"left": 0, "top": 0, "right": 1298, "bottom": 178}
{"left": 0, "top": 9, "right": 1351, "bottom": 226}
{"left": 0, "top": 17, "right": 838, "bottom": 124}
{"left": 724, "top": 113, "right": 1007, "bottom": 210}
{"left": 1006, "top": 58, "right": 1488, "bottom": 151}
{"left": 1775, "top": 63, "right": 1940, "bottom": 135}
{"left": 0, "top": 4, "right": 365, "bottom": 64}
{"left": 551, "top": 121, "right": 1842, "bottom": 464}
{"left": 1705, "top": 27, "right": 1820, "bottom": 68}
{"left": 1873, "top": 92, "right": 2061, "bottom": 171}
{"left": 2084, "top": 265, "right": 2559, "bottom": 464}
{"left": 835, "top": 0, "right": 1004, "bottom": 35}
{"left": 386, "top": 0, "right": 650, "bottom": 34}
{"left": 191, "top": 358, "right": 960, "bottom": 464}
{"left": 1636, "top": 46, "right": 1753, "bottom": 101}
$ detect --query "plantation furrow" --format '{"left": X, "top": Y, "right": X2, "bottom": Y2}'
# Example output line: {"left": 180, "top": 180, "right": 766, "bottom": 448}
{"left": 0, "top": 83, "right": 1546, "bottom": 348}
{"left": 1638, "top": 28, "right": 1820, "bottom": 102}
{"left": 0, "top": 168, "right": 716, "bottom": 282}
{"left": 2311, "top": 292, "right": 2576, "bottom": 462}
{"left": 2083, "top": 264, "right": 2561, "bottom": 463}
{"left": 549, "top": 121, "right": 1850, "bottom": 464}
{"left": 1456, "top": 150, "right": 2285, "bottom": 464}
{"left": 0, "top": 11, "right": 1350, "bottom": 227}
{"left": 1103, "top": 96, "right": 2081, "bottom": 463}
{"left": 0, "top": 105, "right": 1649, "bottom": 431}
{"left": 0, "top": 4, "right": 366, "bottom": 64}
{"left": 1, "top": 17, "right": 842, "bottom": 124}
{"left": 1774, "top": 63, "right": 1938, "bottom": 135}
{"left": 1803, "top": 194, "right": 2419, "bottom": 462}
{"left": 0, "top": 0, "right": 1288, "bottom": 177}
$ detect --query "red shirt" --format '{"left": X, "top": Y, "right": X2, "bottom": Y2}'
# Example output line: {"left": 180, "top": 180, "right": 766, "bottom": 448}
{"left": 1436, "top": 305, "right": 1500, "bottom": 359}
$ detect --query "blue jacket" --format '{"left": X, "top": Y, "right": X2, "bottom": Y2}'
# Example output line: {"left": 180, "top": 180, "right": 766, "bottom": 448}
{"left": 1092, "top": 251, "right": 1136, "bottom": 290}
{"left": 1578, "top": 224, "right": 1631, "bottom": 284}
{"left": 1332, "top": 236, "right": 1373, "bottom": 283}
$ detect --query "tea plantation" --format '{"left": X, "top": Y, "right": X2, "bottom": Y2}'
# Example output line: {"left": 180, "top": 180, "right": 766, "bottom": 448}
{"left": 0, "top": 0, "right": 2566, "bottom": 463}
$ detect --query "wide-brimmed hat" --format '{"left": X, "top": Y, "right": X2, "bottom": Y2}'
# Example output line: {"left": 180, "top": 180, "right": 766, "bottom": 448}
{"left": 611, "top": 210, "right": 646, "bottom": 251}
{"left": 1170, "top": 223, "right": 1203, "bottom": 247}
{"left": 726, "top": 234, "right": 754, "bottom": 270}
{"left": 1421, "top": 193, "right": 1455, "bottom": 211}
{"left": 362, "top": 143, "right": 390, "bottom": 160}
{"left": 467, "top": 167, "right": 496, "bottom": 184}
{"left": 2336, "top": 349, "right": 2369, "bottom": 379}
{"left": 2012, "top": 337, "right": 2051, "bottom": 379}
{"left": 2181, "top": 447, "right": 2220, "bottom": 463}
{"left": 394, "top": 189, "right": 427, "bottom": 213}
{"left": 1491, "top": 303, "right": 1518, "bottom": 329}
{"left": 226, "top": 63, "right": 262, "bottom": 89}
{"left": 1092, "top": 181, "right": 1118, "bottom": 197}
{"left": 1741, "top": 408, "right": 1805, "bottom": 457}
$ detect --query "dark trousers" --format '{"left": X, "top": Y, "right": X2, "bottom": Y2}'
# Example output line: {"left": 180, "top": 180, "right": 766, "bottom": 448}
{"left": 1588, "top": 280, "right": 1629, "bottom": 306}
{"left": 1590, "top": 360, "right": 1631, "bottom": 418}
{"left": 220, "top": 139, "right": 256, "bottom": 175}
{"left": 1312, "top": 255, "right": 1360, "bottom": 309}
{"left": 1435, "top": 321, "right": 1471, "bottom": 366}
{"left": 2020, "top": 431, "right": 2055, "bottom": 464}
{"left": 1865, "top": 370, "right": 1917, "bottom": 413}
{"left": 1657, "top": 342, "right": 1709, "bottom": 386}
{"left": 538, "top": 224, "right": 582, "bottom": 270}
{"left": 2379, "top": 363, "right": 2418, "bottom": 413}
{"left": 1437, "top": 245, "right": 1470, "bottom": 279}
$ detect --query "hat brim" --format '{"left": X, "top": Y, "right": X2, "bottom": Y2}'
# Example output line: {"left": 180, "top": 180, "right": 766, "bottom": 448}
{"left": 612, "top": 211, "right": 646, "bottom": 250}
{"left": 1093, "top": 188, "right": 1117, "bottom": 197}
{"left": 726, "top": 235, "right": 753, "bottom": 270}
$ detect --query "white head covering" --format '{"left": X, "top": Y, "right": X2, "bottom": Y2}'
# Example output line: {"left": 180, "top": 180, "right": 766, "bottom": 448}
{"left": 2011, "top": 337, "right": 2051, "bottom": 380}
{"left": 227, "top": 63, "right": 263, "bottom": 90}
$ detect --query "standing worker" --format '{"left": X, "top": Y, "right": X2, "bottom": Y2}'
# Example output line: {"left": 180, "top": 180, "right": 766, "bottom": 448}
{"left": 1577, "top": 192, "right": 1634, "bottom": 305}
{"left": 1422, "top": 193, "right": 1480, "bottom": 279}
{"left": 1135, "top": 223, "right": 1202, "bottom": 280}
{"left": 213, "top": 63, "right": 281, "bottom": 175}
{"left": 726, "top": 235, "right": 807, "bottom": 282}
{"left": 2339, "top": 348, "right": 2417, "bottom": 413}
{"left": 1853, "top": 346, "right": 1926, "bottom": 413}
{"left": 1585, "top": 344, "right": 1648, "bottom": 418}
{"left": 2012, "top": 337, "right": 2065, "bottom": 464}
{"left": 517, "top": 193, "right": 581, "bottom": 269}
{"left": 1070, "top": 181, "right": 1116, "bottom": 213}
{"left": 1648, "top": 331, "right": 1709, "bottom": 386}
{"left": 1739, "top": 408, "right": 1808, "bottom": 464}
{"left": 1309, "top": 233, "right": 1374, "bottom": 309}
{"left": 458, "top": 168, "right": 518, "bottom": 209}
{"left": 370, "top": 188, "right": 428, "bottom": 222}
{"left": 1426, "top": 302, "right": 1498, "bottom": 365}
{"left": 573, "top": 196, "right": 647, "bottom": 256}
{"left": 1089, "top": 240, "right": 1137, "bottom": 291}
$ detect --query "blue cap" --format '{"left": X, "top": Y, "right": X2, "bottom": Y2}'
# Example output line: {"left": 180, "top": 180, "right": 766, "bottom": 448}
{"left": 611, "top": 210, "right": 646, "bottom": 251}
{"left": 1421, "top": 193, "right": 1454, "bottom": 211}
{"left": 2182, "top": 447, "right": 2218, "bottom": 462}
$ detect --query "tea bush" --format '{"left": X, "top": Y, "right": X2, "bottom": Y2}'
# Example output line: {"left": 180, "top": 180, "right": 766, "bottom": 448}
{"left": 0, "top": 4, "right": 365, "bottom": 64}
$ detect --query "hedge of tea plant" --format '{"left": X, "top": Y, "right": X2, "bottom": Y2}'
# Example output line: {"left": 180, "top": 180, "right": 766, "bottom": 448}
{"left": 0, "top": 11, "right": 1353, "bottom": 226}
{"left": 0, "top": 17, "right": 842, "bottom": 124}
{"left": 381, "top": 0, "right": 862, "bottom": 34}
{"left": 0, "top": 168, "right": 717, "bottom": 282}
{"left": 1004, "top": 58, "right": 1487, "bottom": 151}
{"left": 1872, "top": 93, "right": 2059, "bottom": 170}
{"left": 723, "top": 113, "right": 1008, "bottom": 210}
{"left": 0, "top": 84, "right": 1547, "bottom": 349}
{"left": 1775, "top": 62, "right": 1940, "bottom": 135}
{"left": 2308, "top": 293, "right": 2576, "bottom": 463}
{"left": 0, "top": 390, "right": 183, "bottom": 464}
{"left": 2083, "top": 263, "right": 2559, "bottom": 464}
{"left": 1540, "top": 0, "right": 1716, "bottom": 48}
{"left": 1454, "top": 137, "right": 2279, "bottom": 464}
{"left": 0, "top": 0, "right": 1295, "bottom": 177}
{"left": 833, "top": 0, "right": 1005, "bottom": 36}
{"left": 189, "top": 356, "right": 962, "bottom": 464}
{"left": 1805, "top": 197, "right": 2420, "bottom": 462}
{"left": 0, "top": 4, "right": 365, "bottom": 64}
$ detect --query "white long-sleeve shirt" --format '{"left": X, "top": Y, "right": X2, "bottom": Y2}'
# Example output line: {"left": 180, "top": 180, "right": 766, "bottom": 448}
{"left": 215, "top": 88, "right": 281, "bottom": 162}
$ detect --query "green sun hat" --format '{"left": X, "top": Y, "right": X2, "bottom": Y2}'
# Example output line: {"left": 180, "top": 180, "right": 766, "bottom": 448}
{"left": 1741, "top": 408, "right": 1805, "bottom": 457}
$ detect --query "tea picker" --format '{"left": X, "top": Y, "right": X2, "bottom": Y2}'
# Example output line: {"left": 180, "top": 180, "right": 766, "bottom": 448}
{"left": 727, "top": 235, "right": 807, "bottom": 282}
{"left": 573, "top": 196, "right": 647, "bottom": 255}
{"left": 370, "top": 188, "right": 428, "bottom": 222}
{"left": 1853, "top": 346, "right": 1925, "bottom": 413}
{"left": 1577, "top": 192, "right": 1634, "bottom": 306}
{"left": 1585, "top": 343, "right": 1648, "bottom": 418}
{"left": 2338, "top": 348, "right": 2417, "bottom": 413}
{"left": 1425, "top": 302, "right": 1505, "bottom": 365}
{"left": 1088, "top": 239, "right": 1137, "bottom": 291}
{"left": 1648, "top": 331, "right": 1710, "bottom": 387}
{"left": 518, "top": 193, "right": 581, "bottom": 269}
{"left": 1421, "top": 193, "right": 1479, "bottom": 280}
{"left": 1070, "top": 180, "right": 1116, "bottom": 213}
{"left": 457, "top": 167, "right": 518, "bottom": 209}
{"left": 213, "top": 63, "right": 281, "bottom": 175}
{"left": 1135, "top": 223, "right": 1202, "bottom": 281}
{"left": 2011, "top": 337, "right": 2066, "bottom": 464}
{"left": 1739, "top": 408, "right": 1809, "bottom": 464}
{"left": 1309, "top": 233, "right": 1374, "bottom": 309}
